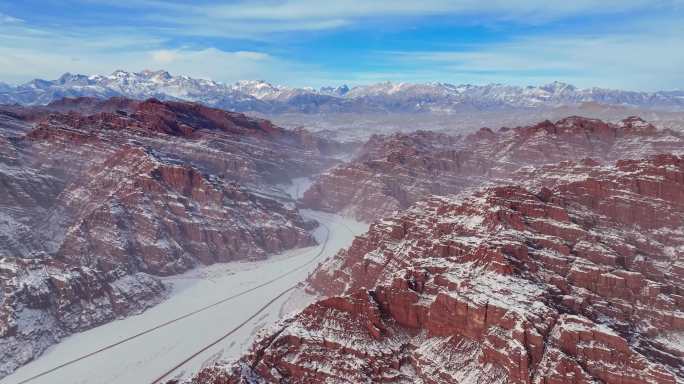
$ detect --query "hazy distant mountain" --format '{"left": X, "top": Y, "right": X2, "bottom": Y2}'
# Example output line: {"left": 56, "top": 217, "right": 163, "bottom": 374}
{"left": 1, "top": 70, "right": 683, "bottom": 112}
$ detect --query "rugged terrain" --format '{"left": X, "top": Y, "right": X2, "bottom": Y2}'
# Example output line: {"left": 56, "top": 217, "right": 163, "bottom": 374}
{"left": 0, "top": 97, "right": 344, "bottom": 377}
{"left": 2, "top": 70, "right": 684, "bottom": 113}
{"left": 3, "top": 96, "right": 683, "bottom": 383}
{"left": 302, "top": 116, "right": 684, "bottom": 221}
{"left": 6, "top": 70, "right": 684, "bottom": 144}
{"left": 196, "top": 154, "right": 684, "bottom": 383}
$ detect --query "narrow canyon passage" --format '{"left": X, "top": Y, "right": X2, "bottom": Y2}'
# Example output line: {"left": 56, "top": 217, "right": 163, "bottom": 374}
{"left": 1, "top": 179, "right": 367, "bottom": 384}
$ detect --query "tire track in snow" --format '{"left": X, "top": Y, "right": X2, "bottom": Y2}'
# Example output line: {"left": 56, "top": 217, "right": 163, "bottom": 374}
{"left": 150, "top": 285, "right": 298, "bottom": 384}
{"left": 150, "top": 219, "right": 335, "bottom": 383}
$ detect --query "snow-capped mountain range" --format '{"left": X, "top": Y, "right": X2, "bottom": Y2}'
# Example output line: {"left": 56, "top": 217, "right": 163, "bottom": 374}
{"left": 1, "top": 69, "right": 683, "bottom": 112}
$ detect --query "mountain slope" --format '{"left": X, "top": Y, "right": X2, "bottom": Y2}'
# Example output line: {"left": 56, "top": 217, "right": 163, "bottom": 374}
{"left": 195, "top": 154, "right": 684, "bottom": 384}
{"left": 0, "top": 97, "right": 342, "bottom": 378}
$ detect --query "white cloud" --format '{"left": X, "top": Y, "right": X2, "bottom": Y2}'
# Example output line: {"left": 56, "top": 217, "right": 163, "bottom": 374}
{"left": 381, "top": 20, "right": 684, "bottom": 90}
{"left": 151, "top": 50, "right": 179, "bottom": 64}
{"left": 0, "top": 42, "right": 311, "bottom": 85}
{"left": 92, "top": 0, "right": 681, "bottom": 36}
{"left": 146, "top": 48, "right": 282, "bottom": 81}
{"left": 168, "top": 0, "right": 682, "bottom": 31}
{"left": 203, "top": 0, "right": 661, "bottom": 20}
{"left": 0, "top": 12, "right": 22, "bottom": 24}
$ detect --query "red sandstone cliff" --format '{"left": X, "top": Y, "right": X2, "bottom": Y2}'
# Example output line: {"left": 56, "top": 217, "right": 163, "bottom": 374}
{"left": 301, "top": 116, "right": 684, "bottom": 222}
{"left": 0, "top": 97, "right": 340, "bottom": 377}
{"left": 196, "top": 155, "right": 684, "bottom": 383}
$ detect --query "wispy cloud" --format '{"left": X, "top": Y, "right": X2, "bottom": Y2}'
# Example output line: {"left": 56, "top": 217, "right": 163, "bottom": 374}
{"left": 65, "top": 0, "right": 680, "bottom": 37}
{"left": 145, "top": 48, "right": 291, "bottom": 81}
{"left": 201, "top": 0, "right": 665, "bottom": 21}
{"left": 0, "top": 12, "right": 22, "bottom": 24}
{"left": 108, "top": 0, "right": 675, "bottom": 22}
{"left": 379, "top": 18, "right": 684, "bottom": 90}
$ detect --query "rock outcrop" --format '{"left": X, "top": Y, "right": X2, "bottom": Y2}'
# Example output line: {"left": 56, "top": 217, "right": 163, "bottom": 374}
{"left": 302, "top": 116, "right": 684, "bottom": 221}
{"left": 0, "top": 257, "right": 164, "bottom": 377}
{"left": 55, "top": 145, "right": 316, "bottom": 276}
{"left": 199, "top": 155, "right": 684, "bottom": 383}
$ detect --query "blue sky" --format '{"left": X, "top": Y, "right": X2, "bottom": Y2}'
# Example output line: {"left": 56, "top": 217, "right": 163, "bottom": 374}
{"left": 0, "top": 0, "right": 683, "bottom": 90}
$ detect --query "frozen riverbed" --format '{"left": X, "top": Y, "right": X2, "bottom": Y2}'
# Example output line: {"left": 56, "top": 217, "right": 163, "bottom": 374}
{"left": 1, "top": 204, "right": 367, "bottom": 384}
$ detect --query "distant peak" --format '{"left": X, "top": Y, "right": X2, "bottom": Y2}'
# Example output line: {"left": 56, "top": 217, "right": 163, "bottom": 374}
{"left": 540, "top": 81, "right": 575, "bottom": 92}
{"left": 622, "top": 115, "right": 647, "bottom": 123}
{"left": 56, "top": 72, "right": 89, "bottom": 84}
{"left": 140, "top": 69, "right": 172, "bottom": 79}
{"left": 320, "top": 84, "right": 350, "bottom": 96}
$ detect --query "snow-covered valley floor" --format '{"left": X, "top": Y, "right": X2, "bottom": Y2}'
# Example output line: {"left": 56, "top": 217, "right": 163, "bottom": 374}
{"left": 1, "top": 185, "right": 367, "bottom": 384}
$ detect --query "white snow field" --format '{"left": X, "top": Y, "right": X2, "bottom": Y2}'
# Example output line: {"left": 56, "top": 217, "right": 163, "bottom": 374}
{"left": 1, "top": 178, "right": 368, "bottom": 384}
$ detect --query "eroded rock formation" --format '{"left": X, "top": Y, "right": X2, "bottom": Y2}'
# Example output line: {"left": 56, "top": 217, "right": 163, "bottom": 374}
{"left": 0, "top": 97, "right": 341, "bottom": 377}
{"left": 302, "top": 116, "right": 684, "bottom": 221}
{"left": 200, "top": 155, "right": 684, "bottom": 383}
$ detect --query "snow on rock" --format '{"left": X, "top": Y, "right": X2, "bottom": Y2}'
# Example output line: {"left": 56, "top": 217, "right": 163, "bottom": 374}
{"left": 0, "top": 257, "right": 165, "bottom": 377}
{"left": 301, "top": 116, "right": 684, "bottom": 222}
{"left": 3, "top": 71, "right": 684, "bottom": 112}
{"left": 0, "top": 97, "right": 348, "bottom": 378}
{"left": 196, "top": 155, "right": 684, "bottom": 383}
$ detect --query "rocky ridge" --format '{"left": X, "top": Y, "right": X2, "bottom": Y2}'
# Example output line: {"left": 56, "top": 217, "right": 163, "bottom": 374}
{"left": 196, "top": 154, "right": 684, "bottom": 383}
{"left": 302, "top": 116, "right": 684, "bottom": 221}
